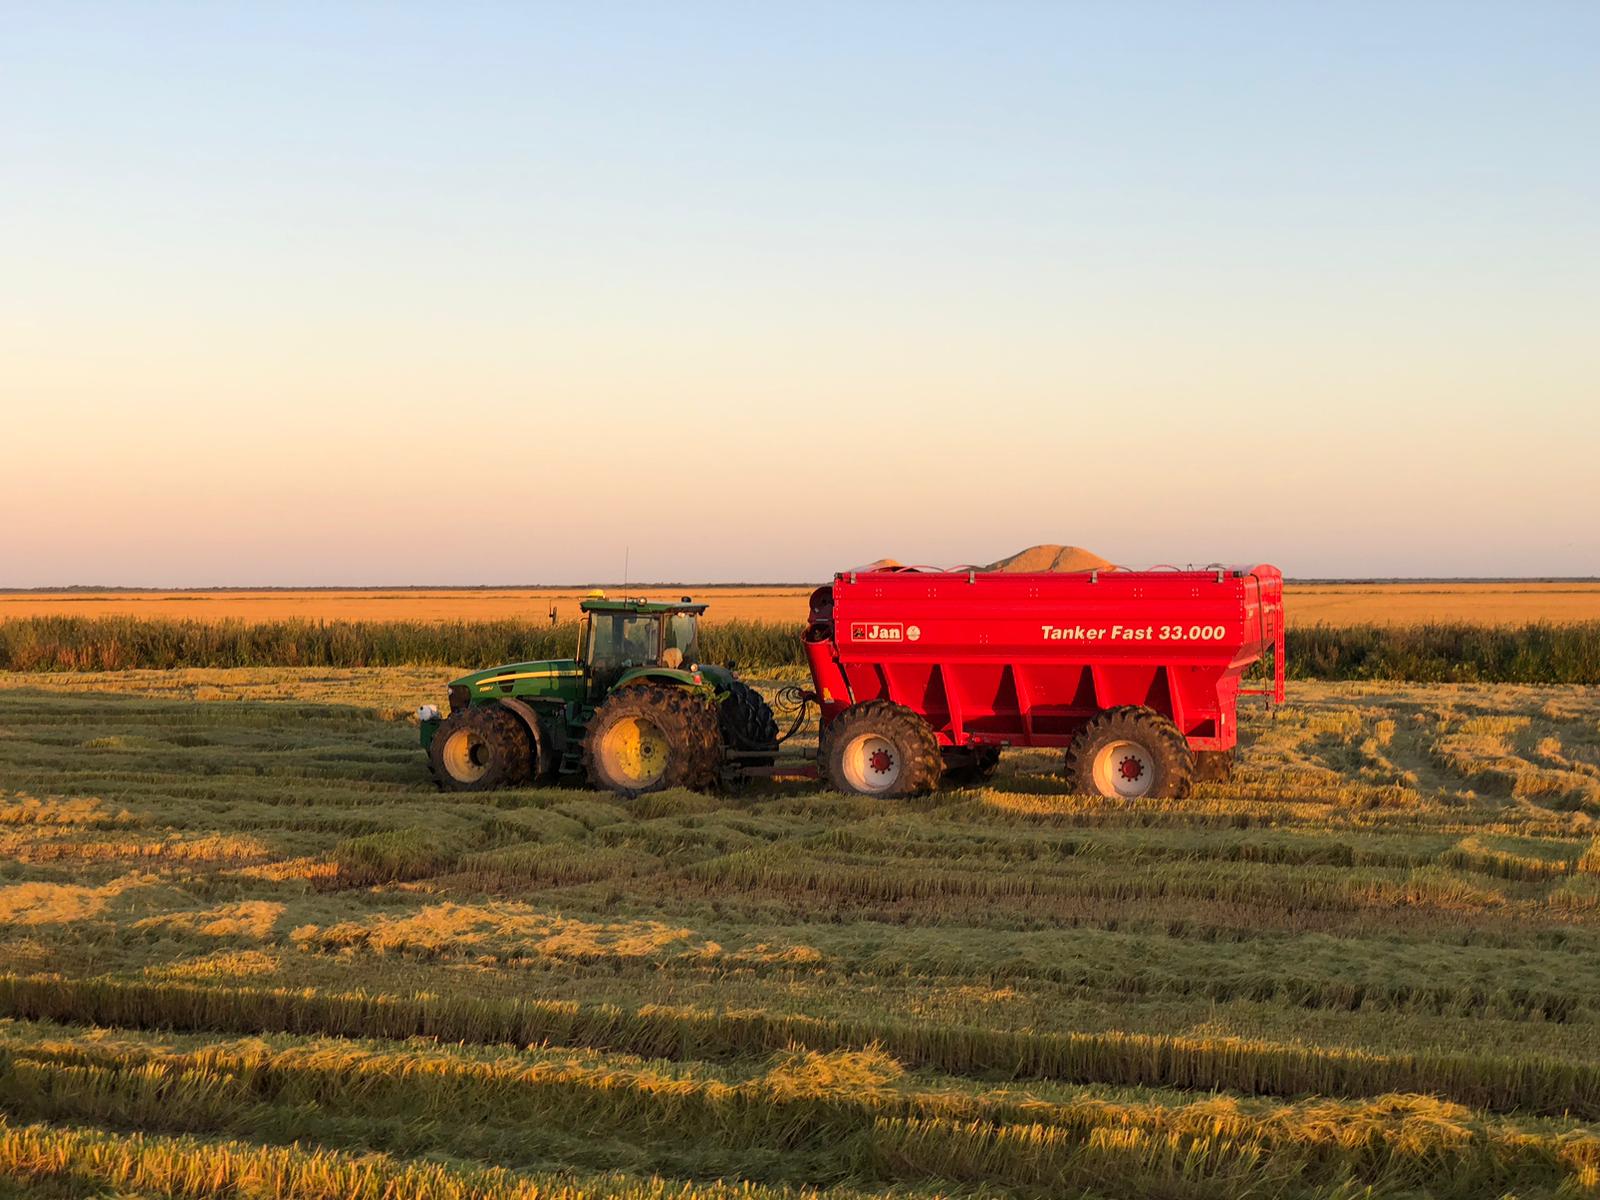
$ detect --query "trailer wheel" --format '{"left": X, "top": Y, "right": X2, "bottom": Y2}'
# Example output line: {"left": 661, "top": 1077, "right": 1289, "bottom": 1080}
{"left": 584, "top": 684, "right": 722, "bottom": 795}
{"left": 1065, "top": 707, "right": 1193, "bottom": 800}
{"left": 719, "top": 680, "right": 779, "bottom": 767}
{"left": 942, "top": 746, "right": 1002, "bottom": 787}
{"left": 1192, "top": 749, "right": 1235, "bottom": 784}
{"left": 430, "top": 704, "right": 534, "bottom": 792}
{"left": 822, "top": 701, "right": 942, "bottom": 797}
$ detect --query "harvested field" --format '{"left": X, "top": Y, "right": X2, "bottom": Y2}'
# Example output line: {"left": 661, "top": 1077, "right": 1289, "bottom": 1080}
{"left": 0, "top": 668, "right": 1598, "bottom": 1197}
{"left": 4, "top": 580, "right": 1600, "bottom": 627}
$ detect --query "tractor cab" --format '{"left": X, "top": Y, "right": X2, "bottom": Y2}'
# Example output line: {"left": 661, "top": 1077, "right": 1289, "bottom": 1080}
{"left": 578, "top": 596, "right": 708, "bottom": 694}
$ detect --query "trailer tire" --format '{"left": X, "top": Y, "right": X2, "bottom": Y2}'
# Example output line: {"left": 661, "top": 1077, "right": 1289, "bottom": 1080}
{"left": 584, "top": 684, "right": 723, "bottom": 795}
{"left": 1192, "top": 749, "right": 1235, "bottom": 784}
{"left": 942, "top": 746, "right": 1002, "bottom": 787}
{"left": 1065, "top": 707, "right": 1193, "bottom": 800}
{"left": 430, "top": 704, "right": 534, "bottom": 792}
{"left": 719, "top": 680, "right": 779, "bottom": 767}
{"left": 822, "top": 701, "right": 942, "bottom": 797}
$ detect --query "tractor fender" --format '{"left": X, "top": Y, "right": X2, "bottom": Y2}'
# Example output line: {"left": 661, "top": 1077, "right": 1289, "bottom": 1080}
{"left": 492, "top": 696, "right": 561, "bottom": 775}
{"left": 614, "top": 667, "right": 710, "bottom": 692}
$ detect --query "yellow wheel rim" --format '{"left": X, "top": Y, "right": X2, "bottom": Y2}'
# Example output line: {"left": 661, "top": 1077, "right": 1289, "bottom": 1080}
{"left": 441, "top": 729, "right": 491, "bottom": 783}
{"left": 600, "top": 716, "right": 669, "bottom": 788}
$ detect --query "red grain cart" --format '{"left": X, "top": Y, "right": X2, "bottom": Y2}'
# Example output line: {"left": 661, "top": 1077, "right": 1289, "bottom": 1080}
{"left": 803, "top": 565, "right": 1285, "bottom": 799}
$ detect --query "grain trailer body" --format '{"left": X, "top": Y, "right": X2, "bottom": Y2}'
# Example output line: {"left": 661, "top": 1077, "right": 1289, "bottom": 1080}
{"left": 805, "top": 565, "right": 1284, "bottom": 797}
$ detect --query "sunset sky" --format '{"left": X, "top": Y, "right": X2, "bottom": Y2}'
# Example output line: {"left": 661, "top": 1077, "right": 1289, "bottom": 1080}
{"left": 3, "top": 1, "right": 1596, "bottom": 585}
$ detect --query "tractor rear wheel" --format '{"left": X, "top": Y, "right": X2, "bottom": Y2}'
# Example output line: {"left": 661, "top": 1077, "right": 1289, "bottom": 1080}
{"left": 584, "top": 684, "right": 722, "bottom": 795}
{"left": 720, "top": 680, "right": 779, "bottom": 767}
{"left": 941, "top": 746, "right": 1002, "bottom": 787}
{"left": 1192, "top": 749, "right": 1235, "bottom": 784}
{"left": 1064, "top": 707, "right": 1193, "bottom": 800}
{"left": 430, "top": 704, "right": 534, "bottom": 792}
{"left": 821, "top": 701, "right": 942, "bottom": 797}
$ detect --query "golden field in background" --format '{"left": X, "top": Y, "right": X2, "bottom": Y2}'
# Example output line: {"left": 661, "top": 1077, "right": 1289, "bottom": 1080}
{"left": 2, "top": 580, "right": 1599, "bottom": 626}
{"left": 0, "top": 587, "right": 811, "bottom": 625}
{"left": 1290, "top": 582, "right": 1600, "bottom": 626}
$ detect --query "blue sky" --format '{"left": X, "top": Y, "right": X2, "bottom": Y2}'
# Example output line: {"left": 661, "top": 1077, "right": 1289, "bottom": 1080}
{"left": 2, "top": 1, "right": 1596, "bottom": 584}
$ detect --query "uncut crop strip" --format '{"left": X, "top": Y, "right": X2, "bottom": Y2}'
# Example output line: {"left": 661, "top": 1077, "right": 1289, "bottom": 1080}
{"left": 0, "top": 1118, "right": 855, "bottom": 1200}
{"left": 0, "top": 617, "right": 806, "bottom": 673}
{"left": 812, "top": 821, "right": 1474, "bottom": 871}
{"left": 9, "top": 1117, "right": 1564, "bottom": 1200}
{"left": 832, "top": 808, "right": 1599, "bottom": 883}
{"left": 2, "top": 1030, "right": 1596, "bottom": 1198}
{"left": 4, "top": 976, "right": 1599, "bottom": 1118}
{"left": 5, "top": 616, "right": 1600, "bottom": 681}
{"left": 804, "top": 824, "right": 1597, "bottom": 887}
{"left": 866, "top": 790, "right": 1594, "bottom": 839}
{"left": 273, "top": 892, "right": 1600, "bottom": 1024}
{"left": 642, "top": 874, "right": 1594, "bottom": 945}
{"left": 76, "top": 900, "right": 1600, "bottom": 1029}
{"left": 680, "top": 849, "right": 1555, "bottom": 916}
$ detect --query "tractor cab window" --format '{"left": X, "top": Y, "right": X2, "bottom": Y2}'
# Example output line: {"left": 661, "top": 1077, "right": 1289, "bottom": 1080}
{"left": 666, "top": 613, "right": 700, "bottom": 664}
{"left": 587, "top": 613, "right": 662, "bottom": 682}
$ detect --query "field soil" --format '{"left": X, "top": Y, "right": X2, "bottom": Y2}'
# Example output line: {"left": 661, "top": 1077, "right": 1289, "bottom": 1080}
{"left": 4, "top": 580, "right": 1600, "bottom": 627}
{"left": 0, "top": 668, "right": 1598, "bottom": 1196}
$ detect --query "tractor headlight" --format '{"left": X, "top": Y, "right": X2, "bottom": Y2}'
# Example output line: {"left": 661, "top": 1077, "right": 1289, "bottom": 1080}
{"left": 417, "top": 704, "right": 441, "bottom": 722}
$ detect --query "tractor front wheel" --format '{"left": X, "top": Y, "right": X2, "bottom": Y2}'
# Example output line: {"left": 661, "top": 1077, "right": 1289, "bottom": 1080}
{"left": 1064, "top": 707, "right": 1193, "bottom": 800}
{"left": 584, "top": 684, "right": 723, "bottom": 795}
{"left": 821, "top": 701, "right": 942, "bottom": 797}
{"left": 429, "top": 705, "right": 534, "bottom": 792}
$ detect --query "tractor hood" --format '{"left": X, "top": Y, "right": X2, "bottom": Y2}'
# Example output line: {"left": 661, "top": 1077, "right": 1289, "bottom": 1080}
{"left": 451, "top": 659, "right": 584, "bottom": 701}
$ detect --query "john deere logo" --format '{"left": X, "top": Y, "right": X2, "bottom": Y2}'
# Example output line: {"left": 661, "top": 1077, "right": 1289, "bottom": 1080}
{"left": 851, "top": 622, "right": 903, "bottom": 642}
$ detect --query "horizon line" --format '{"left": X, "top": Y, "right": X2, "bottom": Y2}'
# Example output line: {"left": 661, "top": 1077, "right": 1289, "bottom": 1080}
{"left": 5, "top": 576, "right": 1600, "bottom": 593}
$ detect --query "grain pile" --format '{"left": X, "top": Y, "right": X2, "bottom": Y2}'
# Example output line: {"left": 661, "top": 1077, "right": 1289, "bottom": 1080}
{"left": 985, "top": 544, "right": 1112, "bottom": 572}
{"left": 854, "top": 546, "right": 1112, "bottom": 574}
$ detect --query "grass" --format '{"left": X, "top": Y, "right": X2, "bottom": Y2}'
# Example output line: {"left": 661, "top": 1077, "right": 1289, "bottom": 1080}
{"left": 0, "top": 668, "right": 1597, "bottom": 1196}
{"left": 5, "top": 615, "right": 1600, "bottom": 682}
{"left": 1288, "top": 621, "right": 1600, "bottom": 684}
{"left": 0, "top": 616, "right": 803, "bottom": 674}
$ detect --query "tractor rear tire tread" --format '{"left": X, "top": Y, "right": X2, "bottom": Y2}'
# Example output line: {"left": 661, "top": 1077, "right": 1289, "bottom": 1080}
{"left": 820, "top": 700, "right": 943, "bottom": 797}
{"left": 720, "top": 680, "right": 780, "bottom": 766}
{"left": 429, "top": 704, "right": 535, "bottom": 792}
{"left": 583, "top": 683, "right": 723, "bottom": 795}
{"left": 1064, "top": 706, "right": 1194, "bottom": 800}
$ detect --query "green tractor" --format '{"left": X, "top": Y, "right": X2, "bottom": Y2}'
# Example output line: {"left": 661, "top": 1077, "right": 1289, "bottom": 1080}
{"left": 419, "top": 595, "right": 778, "bottom": 794}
